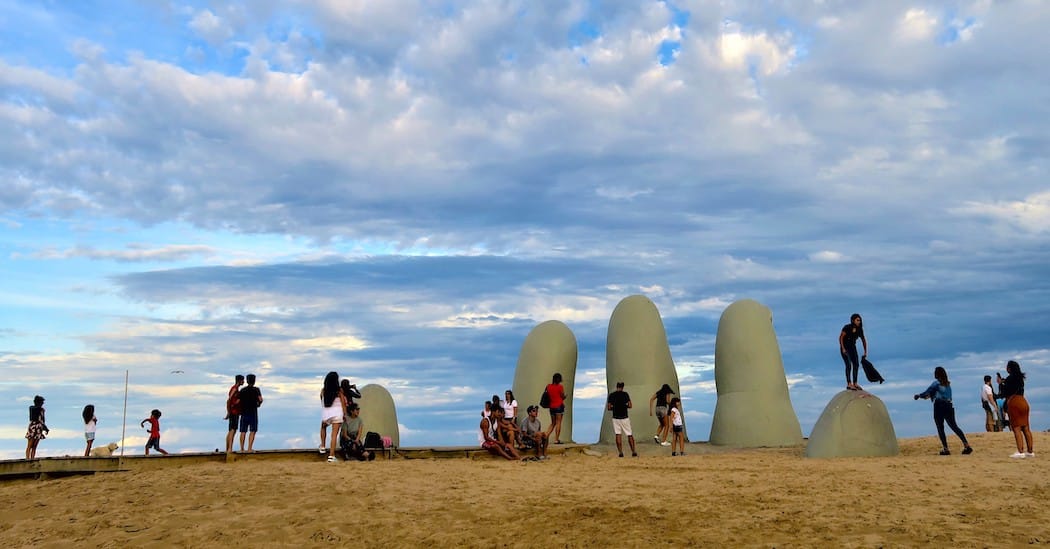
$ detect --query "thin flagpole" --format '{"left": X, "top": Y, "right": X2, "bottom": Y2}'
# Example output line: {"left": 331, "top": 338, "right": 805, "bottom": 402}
{"left": 120, "top": 370, "right": 129, "bottom": 459}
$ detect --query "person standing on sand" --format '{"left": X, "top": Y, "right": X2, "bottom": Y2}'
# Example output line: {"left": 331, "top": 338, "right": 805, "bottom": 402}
{"left": 669, "top": 397, "right": 685, "bottom": 456}
{"left": 238, "top": 374, "right": 263, "bottom": 452}
{"left": 840, "top": 313, "right": 868, "bottom": 391}
{"left": 914, "top": 366, "right": 973, "bottom": 456}
{"left": 1001, "top": 360, "right": 1034, "bottom": 459}
{"left": 140, "top": 409, "right": 169, "bottom": 456}
{"left": 25, "top": 395, "right": 48, "bottom": 459}
{"left": 319, "top": 372, "right": 345, "bottom": 462}
{"left": 83, "top": 404, "right": 98, "bottom": 457}
{"left": 607, "top": 382, "right": 637, "bottom": 458}
{"left": 544, "top": 373, "right": 567, "bottom": 444}
{"left": 480, "top": 403, "right": 521, "bottom": 460}
{"left": 982, "top": 375, "right": 1001, "bottom": 432}
{"left": 649, "top": 383, "right": 674, "bottom": 446}
{"left": 225, "top": 374, "right": 244, "bottom": 454}
{"left": 996, "top": 371, "right": 1010, "bottom": 428}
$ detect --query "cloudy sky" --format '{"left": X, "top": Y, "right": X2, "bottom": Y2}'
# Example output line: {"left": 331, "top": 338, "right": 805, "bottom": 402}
{"left": 1, "top": 0, "right": 1047, "bottom": 459}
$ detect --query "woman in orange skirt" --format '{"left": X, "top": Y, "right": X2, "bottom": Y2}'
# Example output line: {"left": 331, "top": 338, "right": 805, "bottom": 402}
{"left": 1001, "top": 360, "right": 1034, "bottom": 459}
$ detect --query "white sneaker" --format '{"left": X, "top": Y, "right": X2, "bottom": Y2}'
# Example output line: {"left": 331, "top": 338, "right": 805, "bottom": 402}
{"left": 327, "top": 455, "right": 337, "bottom": 463}
{"left": 660, "top": 441, "right": 671, "bottom": 446}
{"left": 653, "top": 436, "right": 659, "bottom": 443}
{"left": 1010, "top": 452, "right": 1026, "bottom": 459}
{"left": 318, "top": 444, "right": 326, "bottom": 454}
{"left": 1025, "top": 452, "right": 1035, "bottom": 458}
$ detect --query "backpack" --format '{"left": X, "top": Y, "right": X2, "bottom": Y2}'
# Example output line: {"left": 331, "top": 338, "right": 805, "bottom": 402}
{"left": 363, "top": 431, "right": 383, "bottom": 449}
{"left": 539, "top": 389, "right": 550, "bottom": 409}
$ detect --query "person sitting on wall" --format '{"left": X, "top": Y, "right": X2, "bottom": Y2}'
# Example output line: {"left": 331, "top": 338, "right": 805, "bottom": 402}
{"left": 340, "top": 403, "right": 374, "bottom": 462}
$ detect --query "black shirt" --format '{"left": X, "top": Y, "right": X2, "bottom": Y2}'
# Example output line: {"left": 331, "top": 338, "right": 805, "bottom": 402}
{"left": 607, "top": 391, "right": 631, "bottom": 419}
{"left": 841, "top": 323, "right": 865, "bottom": 347}
{"left": 1001, "top": 374, "right": 1025, "bottom": 399}
{"left": 238, "top": 386, "right": 262, "bottom": 413}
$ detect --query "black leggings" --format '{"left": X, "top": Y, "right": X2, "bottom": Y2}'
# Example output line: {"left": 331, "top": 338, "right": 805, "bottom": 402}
{"left": 934, "top": 399, "right": 968, "bottom": 449}
{"left": 841, "top": 347, "right": 860, "bottom": 384}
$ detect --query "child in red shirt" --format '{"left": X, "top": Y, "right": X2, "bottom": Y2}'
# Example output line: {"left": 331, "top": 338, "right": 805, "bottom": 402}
{"left": 140, "top": 409, "right": 169, "bottom": 456}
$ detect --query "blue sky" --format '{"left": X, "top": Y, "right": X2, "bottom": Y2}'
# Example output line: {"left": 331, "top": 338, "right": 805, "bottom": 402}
{"left": 1, "top": 0, "right": 1048, "bottom": 458}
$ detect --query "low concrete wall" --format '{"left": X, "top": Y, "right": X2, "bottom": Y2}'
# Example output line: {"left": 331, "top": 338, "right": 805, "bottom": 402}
{"left": 1, "top": 444, "right": 593, "bottom": 480}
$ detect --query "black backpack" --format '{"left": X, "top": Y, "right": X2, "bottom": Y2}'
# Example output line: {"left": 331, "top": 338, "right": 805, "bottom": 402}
{"left": 363, "top": 431, "right": 382, "bottom": 448}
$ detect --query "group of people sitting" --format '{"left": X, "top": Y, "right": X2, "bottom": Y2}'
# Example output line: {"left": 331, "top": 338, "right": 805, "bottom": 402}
{"left": 319, "top": 371, "right": 376, "bottom": 463}
{"left": 479, "top": 390, "right": 550, "bottom": 461}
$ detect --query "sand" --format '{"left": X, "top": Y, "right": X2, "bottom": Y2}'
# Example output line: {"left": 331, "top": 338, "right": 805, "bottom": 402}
{"left": 0, "top": 432, "right": 1046, "bottom": 548}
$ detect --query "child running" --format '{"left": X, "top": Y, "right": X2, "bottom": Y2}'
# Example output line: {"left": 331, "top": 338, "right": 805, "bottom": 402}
{"left": 140, "top": 409, "right": 169, "bottom": 456}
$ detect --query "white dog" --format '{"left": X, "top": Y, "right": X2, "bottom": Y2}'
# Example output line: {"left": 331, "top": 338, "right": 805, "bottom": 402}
{"left": 90, "top": 442, "right": 120, "bottom": 457}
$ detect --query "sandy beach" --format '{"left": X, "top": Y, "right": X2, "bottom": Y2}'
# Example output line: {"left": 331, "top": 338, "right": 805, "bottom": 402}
{"left": 0, "top": 432, "right": 1046, "bottom": 548}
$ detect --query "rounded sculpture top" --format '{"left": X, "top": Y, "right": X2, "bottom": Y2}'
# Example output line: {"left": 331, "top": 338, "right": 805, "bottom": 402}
{"left": 358, "top": 383, "right": 400, "bottom": 447}
{"left": 714, "top": 299, "right": 785, "bottom": 395}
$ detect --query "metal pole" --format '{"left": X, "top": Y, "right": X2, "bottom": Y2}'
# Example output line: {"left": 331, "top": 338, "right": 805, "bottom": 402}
{"left": 120, "top": 370, "right": 128, "bottom": 458}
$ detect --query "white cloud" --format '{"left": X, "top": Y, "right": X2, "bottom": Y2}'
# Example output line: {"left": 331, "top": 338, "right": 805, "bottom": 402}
{"left": 188, "top": 9, "right": 233, "bottom": 46}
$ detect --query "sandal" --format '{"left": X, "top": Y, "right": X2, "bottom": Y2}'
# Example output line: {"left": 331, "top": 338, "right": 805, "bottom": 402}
{"left": 327, "top": 455, "right": 337, "bottom": 463}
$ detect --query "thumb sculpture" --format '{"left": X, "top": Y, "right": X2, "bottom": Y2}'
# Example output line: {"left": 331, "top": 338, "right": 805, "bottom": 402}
{"left": 805, "top": 390, "right": 899, "bottom": 458}
{"left": 512, "top": 320, "right": 577, "bottom": 443}
{"left": 600, "top": 295, "right": 685, "bottom": 445}
{"left": 709, "top": 299, "right": 803, "bottom": 447}
{"left": 358, "top": 384, "right": 400, "bottom": 447}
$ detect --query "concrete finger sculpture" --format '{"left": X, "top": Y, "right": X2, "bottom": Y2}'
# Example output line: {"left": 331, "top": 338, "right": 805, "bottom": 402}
{"left": 599, "top": 295, "right": 686, "bottom": 445}
{"left": 709, "top": 299, "right": 803, "bottom": 447}
{"left": 805, "top": 390, "right": 899, "bottom": 458}
{"left": 512, "top": 320, "right": 577, "bottom": 443}
{"left": 357, "top": 384, "right": 400, "bottom": 447}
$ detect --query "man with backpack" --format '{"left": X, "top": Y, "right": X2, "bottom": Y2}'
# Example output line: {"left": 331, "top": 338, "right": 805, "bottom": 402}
{"left": 224, "top": 374, "right": 244, "bottom": 454}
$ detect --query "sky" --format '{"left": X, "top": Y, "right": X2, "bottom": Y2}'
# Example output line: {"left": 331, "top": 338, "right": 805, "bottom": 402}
{"left": 1, "top": 0, "right": 1048, "bottom": 459}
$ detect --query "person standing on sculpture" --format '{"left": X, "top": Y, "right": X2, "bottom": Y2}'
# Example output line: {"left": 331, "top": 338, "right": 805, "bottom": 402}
{"left": 1000, "top": 360, "right": 1034, "bottom": 459}
{"left": 839, "top": 313, "right": 868, "bottom": 391}
{"left": 649, "top": 383, "right": 674, "bottom": 446}
{"left": 238, "top": 374, "right": 263, "bottom": 452}
{"left": 25, "top": 395, "right": 49, "bottom": 459}
{"left": 914, "top": 366, "right": 973, "bottom": 456}
{"left": 225, "top": 374, "right": 244, "bottom": 454}
{"left": 607, "top": 382, "right": 637, "bottom": 458}
{"left": 982, "top": 375, "right": 1001, "bottom": 432}
{"left": 545, "top": 373, "right": 567, "bottom": 444}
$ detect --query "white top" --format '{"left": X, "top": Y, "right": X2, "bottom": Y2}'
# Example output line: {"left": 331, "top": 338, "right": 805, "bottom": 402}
{"left": 981, "top": 384, "right": 995, "bottom": 403}
{"left": 670, "top": 407, "right": 683, "bottom": 427}
{"left": 85, "top": 417, "right": 97, "bottom": 434}
{"left": 502, "top": 399, "right": 517, "bottom": 420}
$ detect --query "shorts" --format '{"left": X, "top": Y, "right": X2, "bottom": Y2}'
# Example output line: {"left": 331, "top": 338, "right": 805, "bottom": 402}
{"left": 227, "top": 414, "right": 240, "bottom": 431}
{"left": 1007, "top": 395, "right": 1030, "bottom": 429}
{"left": 322, "top": 416, "right": 343, "bottom": 426}
{"left": 239, "top": 413, "right": 258, "bottom": 433}
{"left": 549, "top": 405, "right": 565, "bottom": 416}
{"left": 481, "top": 440, "right": 499, "bottom": 450}
{"left": 672, "top": 425, "right": 683, "bottom": 433}
{"left": 85, "top": 432, "right": 96, "bottom": 442}
{"left": 655, "top": 405, "right": 668, "bottom": 419}
{"left": 612, "top": 417, "right": 632, "bottom": 436}
{"left": 145, "top": 437, "right": 161, "bottom": 450}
